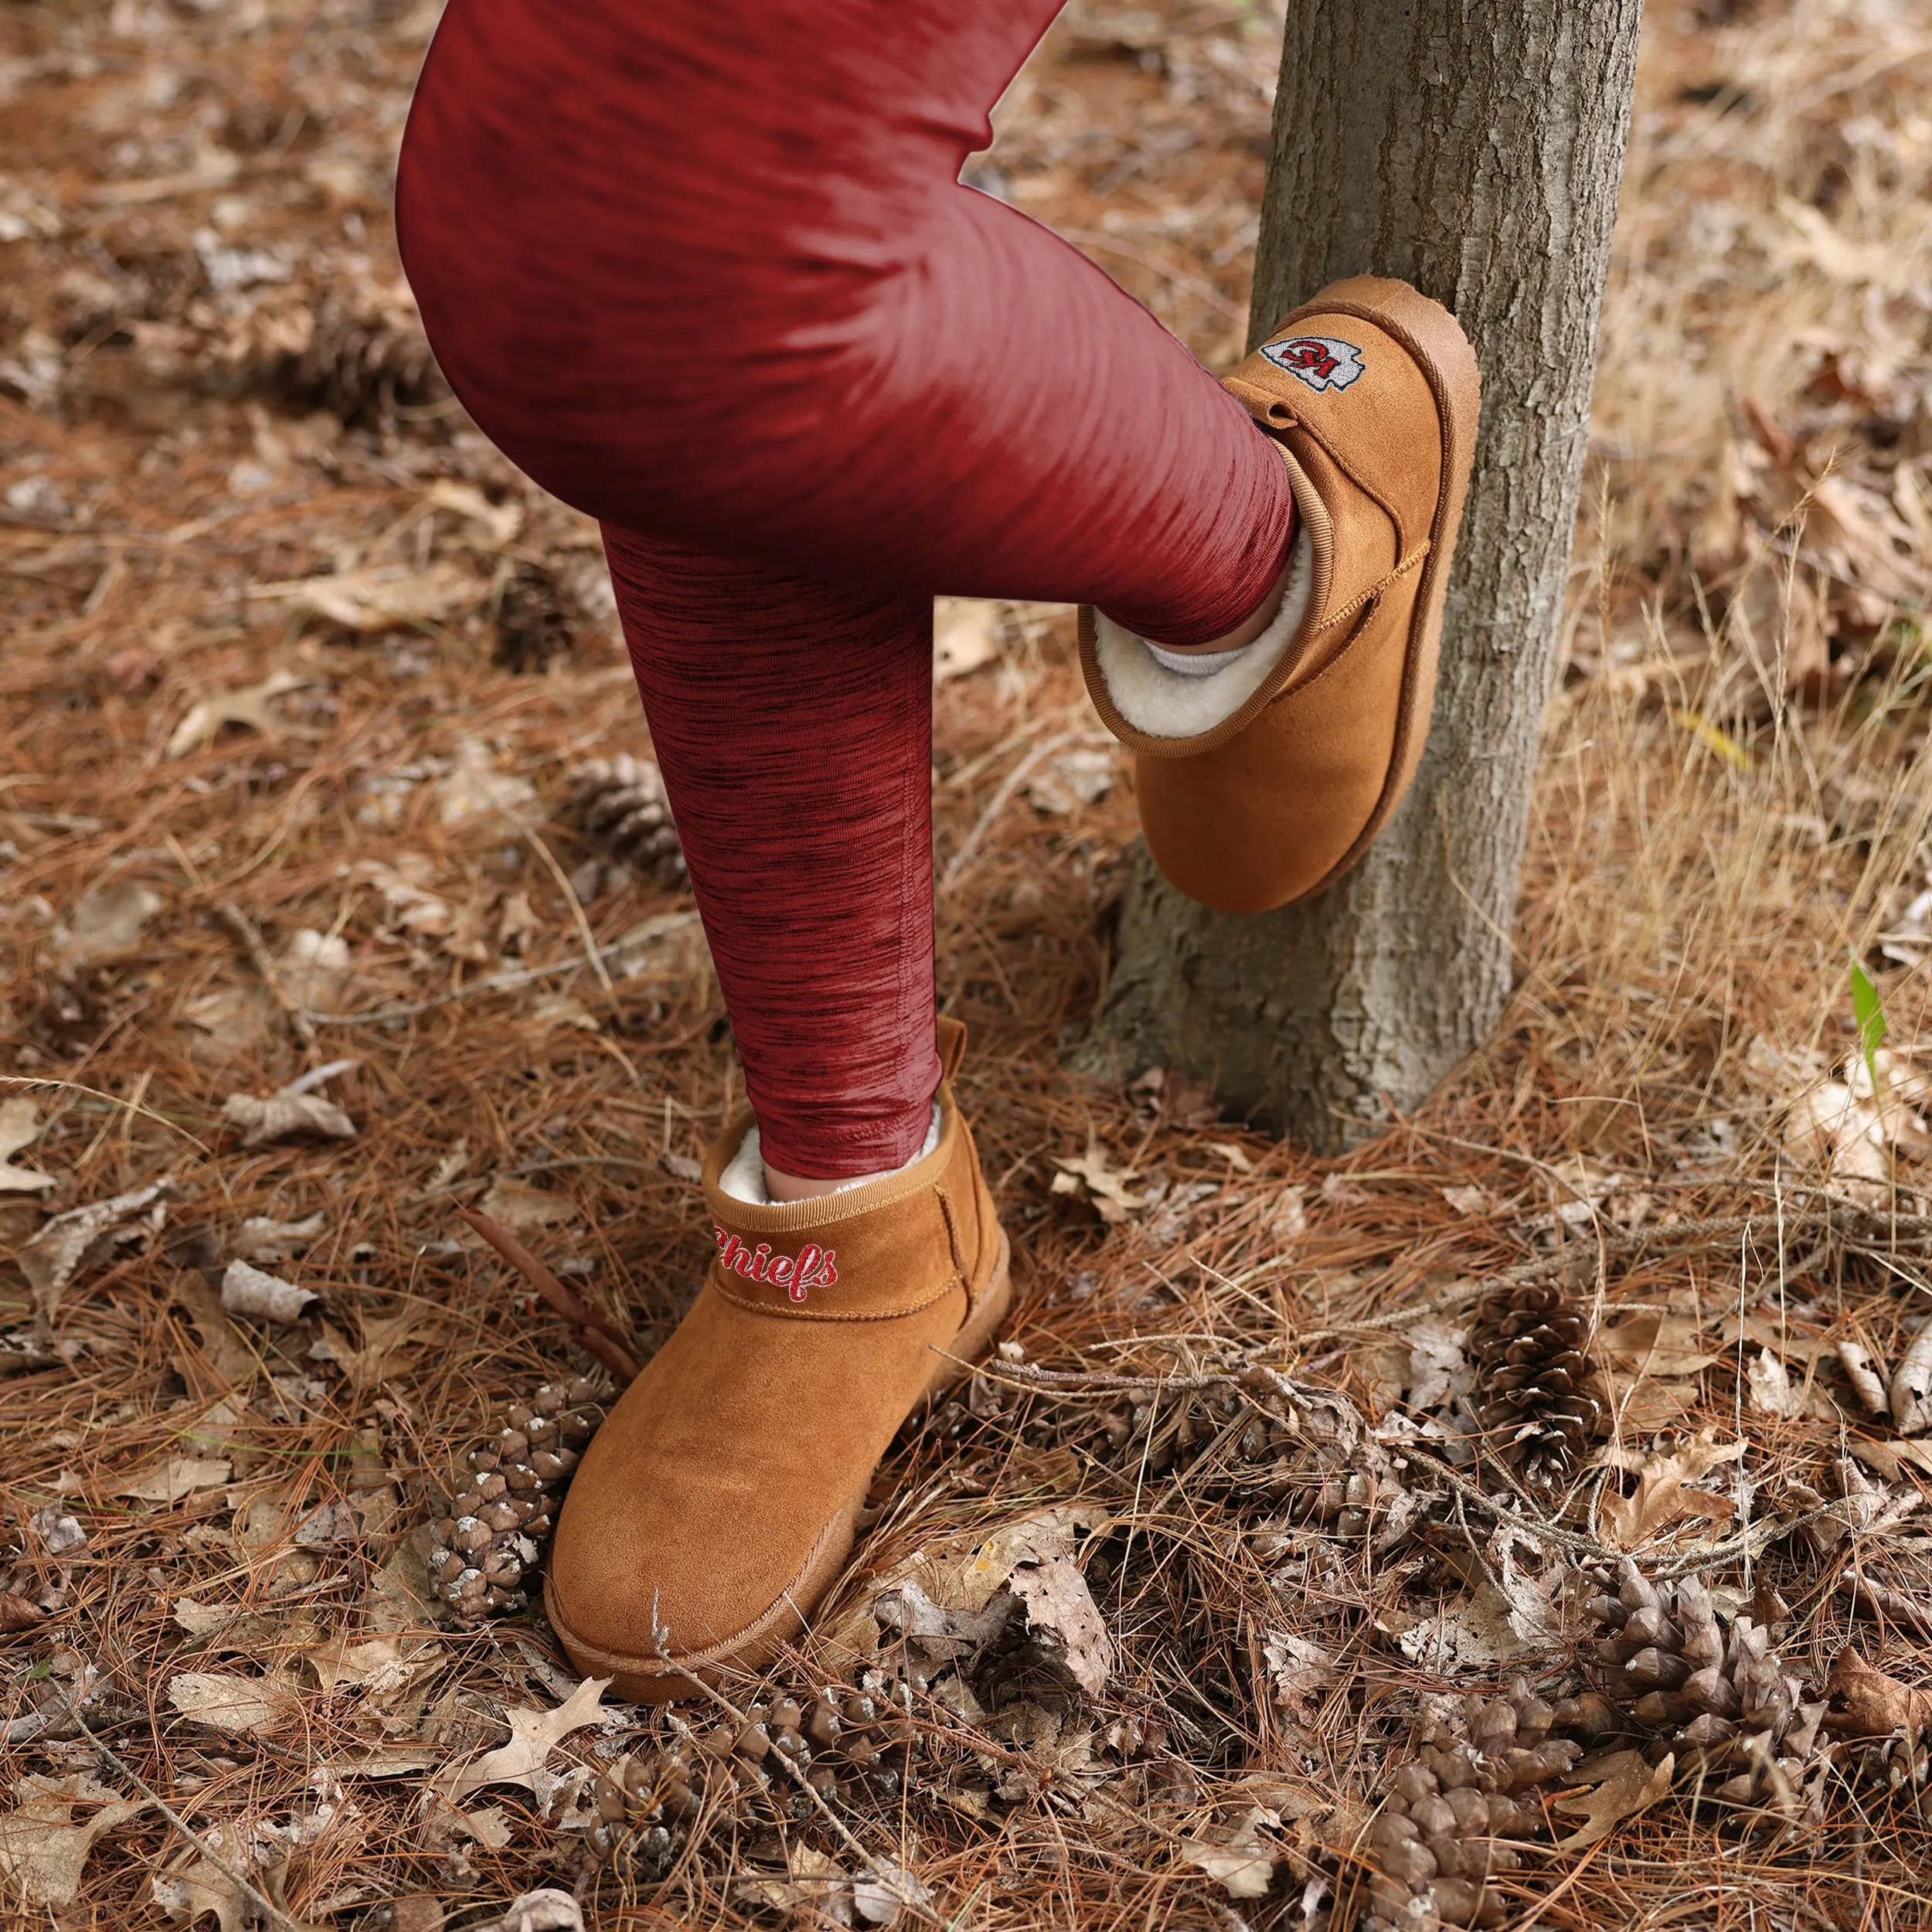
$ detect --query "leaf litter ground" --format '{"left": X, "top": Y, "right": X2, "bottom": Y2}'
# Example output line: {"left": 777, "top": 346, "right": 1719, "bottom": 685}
{"left": 6, "top": 1, "right": 1932, "bottom": 1927}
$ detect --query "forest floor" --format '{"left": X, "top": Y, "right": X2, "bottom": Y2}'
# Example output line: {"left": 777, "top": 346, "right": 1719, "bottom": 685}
{"left": 5, "top": 1, "right": 1932, "bottom": 1928}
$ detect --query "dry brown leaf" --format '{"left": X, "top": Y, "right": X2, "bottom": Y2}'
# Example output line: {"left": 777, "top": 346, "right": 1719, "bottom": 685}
{"left": 165, "top": 667, "right": 318, "bottom": 758}
{"left": 234, "top": 1211, "right": 327, "bottom": 1263}
{"left": 1006, "top": 1553, "right": 1115, "bottom": 1699}
{"left": 733, "top": 1848, "right": 849, "bottom": 1920}
{"left": 426, "top": 477, "right": 524, "bottom": 547}
{"left": 151, "top": 1854, "right": 250, "bottom": 1932}
{"left": 303, "top": 1631, "right": 445, "bottom": 1697}
{"left": 1182, "top": 1807, "right": 1278, "bottom": 1899}
{"left": 254, "top": 560, "right": 487, "bottom": 634}
{"left": 1262, "top": 1632, "right": 1335, "bottom": 1723}
{"left": 0, "top": 1097, "right": 56, "bottom": 1192}
{"left": 352, "top": 858, "right": 454, "bottom": 937}
{"left": 18, "top": 1175, "right": 172, "bottom": 1327}
{"left": 1597, "top": 1432, "right": 1747, "bottom": 1550}
{"left": 219, "top": 1258, "right": 316, "bottom": 1323}
{"left": 440, "top": 1675, "right": 611, "bottom": 1801}
{"left": 1848, "top": 1436, "right": 1932, "bottom": 1484}
{"left": 115, "top": 1456, "right": 232, "bottom": 1505}
{"left": 167, "top": 1668, "right": 304, "bottom": 1736}
{"left": 1747, "top": 1347, "right": 1806, "bottom": 1420}
{"left": 933, "top": 597, "right": 1002, "bottom": 682}
{"left": 437, "top": 737, "right": 537, "bottom": 828}
{"left": 49, "top": 879, "right": 165, "bottom": 964}
{"left": 1051, "top": 1141, "right": 1145, "bottom": 1224}
{"left": 461, "top": 1891, "right": 584, "bottom": 1932}
{"left": 1891, "top": 1328, "right": 1932, "bottom": 1435}
{"left": 0, "top": 1774, "right": 147, "bottom": 1908}
{"left": 220, "top": 1063, "right": 358, "bottom": 1151}
{"left": 1552, "top": 1748, "right": 1675, "bottom": 1852}
{"left": 474, "top": 1175, "right": 575, "bottom": 1232}
{"left": 1599, "top": 1311, "right": 1723, "bottom": 1379}
{"left": 1824, "top": 1648, "right": 1932, "bottom": 1738}
{"left": 311, "top": 1309, "right": 416, "bottom": 1388}
{"left": 1025, "top": 744, "right": 1115, "bottom": 815}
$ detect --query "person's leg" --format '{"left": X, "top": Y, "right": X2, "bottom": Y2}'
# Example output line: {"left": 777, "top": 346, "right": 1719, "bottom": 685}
{"left": 600, "top": 529, "right": 939, "bottom": 1185}
{"left": 396, "top": 0, "right": 1300, "bottom": 1187}
{"left": 396, "top": 0, "right": 1297, "bottom": 650}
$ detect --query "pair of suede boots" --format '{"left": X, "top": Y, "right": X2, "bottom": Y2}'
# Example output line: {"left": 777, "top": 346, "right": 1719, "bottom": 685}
{"left": 545, "top": 276, "right": 1481, "bottom": 1699}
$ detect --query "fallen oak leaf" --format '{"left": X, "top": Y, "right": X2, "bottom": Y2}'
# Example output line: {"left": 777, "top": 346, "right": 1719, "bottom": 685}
{"left": 48, "top": 879, "right": 165, "bottom": 966}
{"left": 0, "top": 1592, "right": 44, "bottom": 1634}
{"left": 166, "top": 1668, "right": 304, "bottom": 1736}
{"left": 0, "top": 1097, "right": 56, "bottom": 1192}
{"left": 1182, "top": 1807, "right": 1278, "bottom": 1900}
{"left": 114, "top": 1456, "right": 233, "bottom": 1505}
{"left": 250, "top": 560, "right": 488, "bottom": 634}
{"left": 1051, "top": 1141, "right": 1145, "bottom": 1225}
{"left": 1551, "top": 1748, "right": 1675, "bottom": 1852}
{"left": 459, "top": 1887, "right": 585, "bottom": 1932}
{"left": 165, "top": 666, "right": 319, "bottom": 758}
{"left": 1595, "top": 1432, "right": 1746, "bottom": 1551}
{"left": 151, "top": 1854, "right": 251, "bottom": 1932}
{"left": 1890, "top": 1328, "right": 1932, "bottom": 1436}
{"left": 233, "top": 1209, "right": 327, "bottom": 1262}
{"left": 0, "top": 1774, "right": 148, "bottom": 1908}
{"left": 220, "top": 1057, "right": 359, "bottom": 1149}
{"left": 19, "top": 1175, "right": 173, "bottom": 1334}
{"left": 220, "top": 1258, "right": 317, "bottom": 1323}
{"left": 1823, "top": 1648, "right": 1932, "bottom": 1738}
{"left": 438, "top": 1675, "right": 611, "bottom": 1801}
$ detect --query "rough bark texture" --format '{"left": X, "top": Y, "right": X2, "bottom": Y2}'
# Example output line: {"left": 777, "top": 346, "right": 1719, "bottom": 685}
{"left": 1090, "top": 0, "right": 1645, "bottom": 1150}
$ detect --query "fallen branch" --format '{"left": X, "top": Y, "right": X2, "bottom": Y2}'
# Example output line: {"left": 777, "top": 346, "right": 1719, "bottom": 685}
{"left": 456, "top": 1206, "right": 643, "bottom": 1382}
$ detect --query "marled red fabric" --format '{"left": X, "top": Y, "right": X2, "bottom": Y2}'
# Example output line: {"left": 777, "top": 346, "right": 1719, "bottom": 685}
{"left": 396, "top": 0, "right": 1295, "bottom": 1175}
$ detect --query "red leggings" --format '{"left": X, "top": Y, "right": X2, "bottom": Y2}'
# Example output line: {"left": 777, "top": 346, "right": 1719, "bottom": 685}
{"left": 396, "top": 0, "right": 1295, "bottom": 1177}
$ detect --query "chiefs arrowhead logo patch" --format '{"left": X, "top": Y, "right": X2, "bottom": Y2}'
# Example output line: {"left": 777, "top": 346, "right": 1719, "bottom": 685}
{"left": 1260, "top": 334, "right": 1365, "bottom": 394}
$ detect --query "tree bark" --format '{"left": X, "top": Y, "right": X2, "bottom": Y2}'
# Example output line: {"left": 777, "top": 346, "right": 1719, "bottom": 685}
{"left": 1090, "top": 0, "right": 1645, "bottom": 1151}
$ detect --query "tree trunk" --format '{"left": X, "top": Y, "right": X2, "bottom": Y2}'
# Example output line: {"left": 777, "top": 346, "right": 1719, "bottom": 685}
{"left": 1088, "top": 0, "right": 1645, "bottom": 1151}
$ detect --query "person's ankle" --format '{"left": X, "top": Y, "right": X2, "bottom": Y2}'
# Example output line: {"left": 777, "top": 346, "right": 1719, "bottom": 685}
{"left": 1144, "top": 550, "right": 1293, "bottom": 656}
{"left": 762, "top": 1160, "right": 899, "bottom": 1203}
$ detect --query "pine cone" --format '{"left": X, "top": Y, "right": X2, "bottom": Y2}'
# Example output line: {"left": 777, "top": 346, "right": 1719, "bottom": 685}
{"left": 1471, "top": 1281, "right": 1603, "bottom": 1488}
{"left": 493, "top": 563, "right": 573, "bottom": 674}
{"left": 589, "top": 1671, "right": 927, "bottom": 1874}
{"left": 1363, "top": 1681, "right": 1582, "bottom": 1930}
{"left": 425, "top": 1377, "right": 607, "bottom": 1621}
{"left": 565, "top": 753, "right": 686, "bottom": 889}
{"left": 945, "top": 1369, "right": 1427, "bottom": 1551}
{"left": 1573, "top": 1561, "right": 1825, "bottom": 1815}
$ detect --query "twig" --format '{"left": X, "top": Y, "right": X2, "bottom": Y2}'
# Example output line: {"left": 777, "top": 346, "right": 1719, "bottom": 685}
{"left": 1837, "top": 1569, "right": 1932, "bottom": 1638}
{"left": 69, "top": 1701, "right": 303, "bottom": 1932}
{"left": 500, "top": 804, "right": 617, "bottom": 1004}
{"left": 455, "top": 1207, "right": 643, "bottom": 1381}
{"left": 215, "top": 902, "right": 318, "bottom": 1053}
{"left": 940, "top": 730, "right": 1103, "bottom": 889}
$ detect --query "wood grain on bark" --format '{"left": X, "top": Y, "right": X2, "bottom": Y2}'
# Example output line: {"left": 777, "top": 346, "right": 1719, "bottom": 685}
{"left": 1090, "top": 0, "right": 1645, "bottom": 1150}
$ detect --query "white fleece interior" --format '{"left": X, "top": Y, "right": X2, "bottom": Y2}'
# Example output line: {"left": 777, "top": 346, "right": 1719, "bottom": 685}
{"left": 1093, "top": 526, "right": 1313, "bottom": 738}
{"left": 719, "top": 1104, "right": 943, "bottom": 1206}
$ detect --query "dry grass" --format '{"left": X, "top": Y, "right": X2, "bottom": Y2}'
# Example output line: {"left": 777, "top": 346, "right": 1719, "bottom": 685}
{"left": 4, "top": 0, "right": 1932, "bottom": 1927}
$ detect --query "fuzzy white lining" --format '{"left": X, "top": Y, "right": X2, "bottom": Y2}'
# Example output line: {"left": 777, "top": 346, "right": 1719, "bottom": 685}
{"left": 1093, "top": 528, "right": 1313, "bottom": 739}
{"left": 719, "top": 1104, "right": 944, "bottom": 1206}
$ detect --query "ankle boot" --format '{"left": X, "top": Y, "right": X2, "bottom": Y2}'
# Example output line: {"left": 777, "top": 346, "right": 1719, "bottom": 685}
{"left": 543, "top": 1018, "right": 1010, "bottom": 1700}
{"left": 1080, "top": 274, "right": 1481, "bottom": 914}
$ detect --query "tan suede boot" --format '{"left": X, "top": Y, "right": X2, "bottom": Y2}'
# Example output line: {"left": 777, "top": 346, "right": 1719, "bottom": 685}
{"left": 544, "top": 1019, "right": 1009, "bottom": 1702}
{"left": 1080, "top": 275, "right": 1481, "bottom": 914}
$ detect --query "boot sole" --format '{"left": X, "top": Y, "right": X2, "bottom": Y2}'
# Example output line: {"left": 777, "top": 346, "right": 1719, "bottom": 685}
{"left": 1281, "top": 274, "right": 1482, "bottom": 901}
{"left": 544, "top": 1229, "right": 1013, "bottom": 1703}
